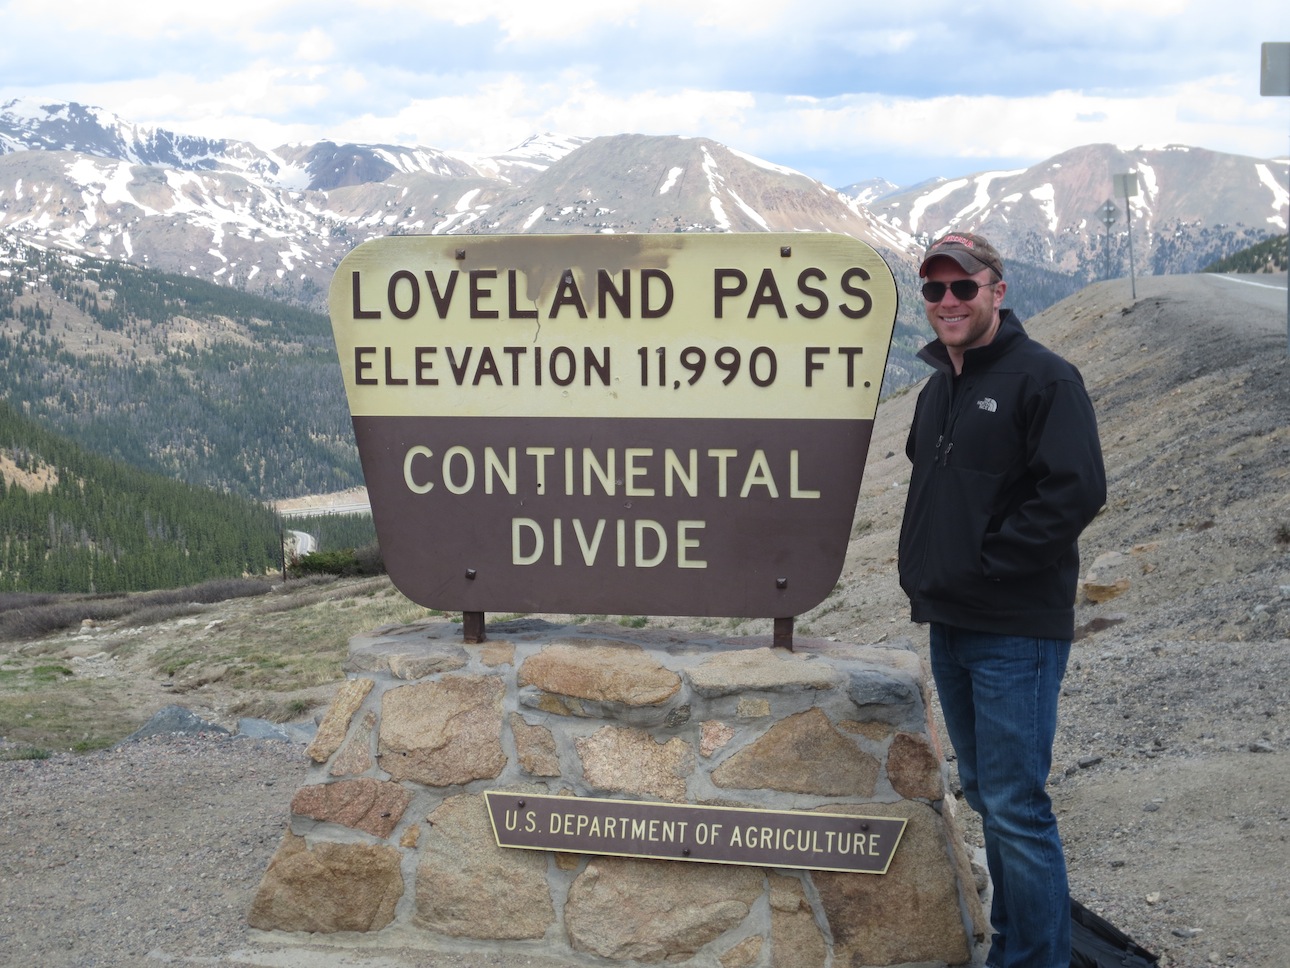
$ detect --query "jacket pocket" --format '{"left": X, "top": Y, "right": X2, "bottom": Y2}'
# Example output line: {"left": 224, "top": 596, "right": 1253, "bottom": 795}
{"left": 916, "top": 465, "right": 1008, "bottom": 604}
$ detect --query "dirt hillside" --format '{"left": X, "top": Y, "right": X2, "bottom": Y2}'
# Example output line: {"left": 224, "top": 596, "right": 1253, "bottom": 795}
{"left": 809, "top": 272, "right": 1290, "bottom": 967}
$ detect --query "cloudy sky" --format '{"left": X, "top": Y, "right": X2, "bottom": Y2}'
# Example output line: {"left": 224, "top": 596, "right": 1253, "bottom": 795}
{"left": 2, "top": 0, "right": 1286, "bottom": 188}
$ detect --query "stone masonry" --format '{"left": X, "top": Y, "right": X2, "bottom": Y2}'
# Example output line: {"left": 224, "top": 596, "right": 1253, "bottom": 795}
{"left": 249, "top": 618, "right": 986, "bottom": 966}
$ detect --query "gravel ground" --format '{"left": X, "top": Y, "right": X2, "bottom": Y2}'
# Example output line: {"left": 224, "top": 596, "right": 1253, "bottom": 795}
{"left": 0, "top": 736, "right": 301, "bottom": 968}
{"left": 1, "top": 273, "right": 1288, "bottom": 968}
{"left": 0, "top": 734, "right": 578, "bottom": 968}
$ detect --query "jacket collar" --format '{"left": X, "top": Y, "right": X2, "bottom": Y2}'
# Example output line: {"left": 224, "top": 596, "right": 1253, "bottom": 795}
{"left": 916, "top": 309, "right": 1027, "bottom": 376}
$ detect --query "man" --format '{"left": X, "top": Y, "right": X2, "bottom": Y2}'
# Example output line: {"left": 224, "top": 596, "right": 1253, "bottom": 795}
{"left": 897, "top": 232, "right": 1106, "bottom": 968}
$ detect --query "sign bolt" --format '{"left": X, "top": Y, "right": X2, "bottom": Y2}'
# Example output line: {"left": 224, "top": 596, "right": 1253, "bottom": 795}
{"left": 776, "top": 577, "right": 788, "bottom": 589}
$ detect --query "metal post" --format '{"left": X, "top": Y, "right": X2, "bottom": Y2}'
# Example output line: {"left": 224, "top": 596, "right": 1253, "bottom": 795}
{"left": 1260, "top": 42, "right": 1290, "bottom": 355}
{"left": 463, "top": 611, "right": 486, "bottom": 644}
{"left": 773, "top": 616, "right": 795, "bottom": 651}
{"left": 1125, "top": 198, "right": 1136, "bottom": 300}
{"left": 1114, "top": 172, "right": 1139, "bottom": 300}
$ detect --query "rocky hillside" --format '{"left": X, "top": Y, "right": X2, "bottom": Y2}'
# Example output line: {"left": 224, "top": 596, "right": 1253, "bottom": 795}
{"left": 871, "top": 143, "right": 1289, "bottom": 282}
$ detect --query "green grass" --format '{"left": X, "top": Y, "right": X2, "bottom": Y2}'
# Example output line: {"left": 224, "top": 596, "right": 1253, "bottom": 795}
{"left": 0, "top": 663, "right": 73, "bottom": 685}
{"left": 0, "top": 575, "right": 433, "bottom": 754}
{"left": 0, "top": 745, "right": 52, "bottom": 761}
{"left": 0, "top": 676, "right": 138, "bottom": 753}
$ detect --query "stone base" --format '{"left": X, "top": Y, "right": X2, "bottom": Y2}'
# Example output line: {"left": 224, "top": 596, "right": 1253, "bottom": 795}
{"left": 249, "top": 618, "right": 985, "bottom": 967}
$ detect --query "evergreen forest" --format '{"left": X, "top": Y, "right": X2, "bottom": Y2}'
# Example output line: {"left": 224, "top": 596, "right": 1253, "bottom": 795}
{"left": 0, "top": 398, "right": 283, "bottom": 593}
{"left": 0, "top": 241, "right": 361, "bottom": 503}
{"left": 1202, "top": 233, "right": 1289, "bottom": 274}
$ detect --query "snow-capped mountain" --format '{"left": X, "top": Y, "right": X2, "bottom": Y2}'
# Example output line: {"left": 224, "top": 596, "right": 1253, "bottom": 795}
{"left": 1, "top": 99, "right": 917, "bottom": 308}
{"left": 871, "top": 143, "right": 1288, "bottom": 278}
{"left": 1, "top": 99, "right": 1286, "bottom": 312}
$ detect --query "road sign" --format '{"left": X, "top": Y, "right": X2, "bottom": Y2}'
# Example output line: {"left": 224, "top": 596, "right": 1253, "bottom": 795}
{"left": 328, "top": 233, "right": 898, "bottom": 619}
{"left": 1261, "top": 42, "right": 1290, "bottom": 95}
{"left": 1113, "top": 172, "right": 1139, "bottom": 198}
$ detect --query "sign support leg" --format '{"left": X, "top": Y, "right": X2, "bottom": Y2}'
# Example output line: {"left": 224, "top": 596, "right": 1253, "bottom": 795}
{"left": 464, "top": 611, "right": 486, "bottom": 644}
{"left": 773, "top": 616, "right": 795, "bottom": 651}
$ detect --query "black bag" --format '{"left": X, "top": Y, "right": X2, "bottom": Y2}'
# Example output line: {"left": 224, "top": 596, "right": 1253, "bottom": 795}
{"left": 1070, "top": 897, "right": 1159, "bottom": 967}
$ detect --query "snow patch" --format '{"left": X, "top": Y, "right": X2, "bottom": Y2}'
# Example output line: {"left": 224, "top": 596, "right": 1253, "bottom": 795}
{"left": 1134, "top": 164, "right": 1158, "bottom": 209}
{"left": 952, "top": 170, "right": 1026, "bottom": 226}
{"left": 726, "top": 147, "right": 803, "bottom": 178}
{"left": 728, "top": 190, "right": 769, "bottom": 230}
{"left": 453, "top": 188, "right": 482, "bottom": 212}
{"left": 1254, "top": 164, "right": 1289, "bottom": 229}
{"left": 521, "top": 207, "right": 546, "bottom": 231}
{"left": 1028, "top": 183, "right": 1059, "bottom": 234}
{"left": 908, "top": 179, "right": 968, "bottom": 235}
{"left": 658, "top": 167, "right": 683, "bottom": 195}
{"left": 709, "top": 196, "right": 731, "bottom": 231}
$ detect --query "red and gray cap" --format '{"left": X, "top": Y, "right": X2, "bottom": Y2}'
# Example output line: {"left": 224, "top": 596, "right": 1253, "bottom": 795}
{"left": 918, "top": 232, "right": 1005, "bottom": 279}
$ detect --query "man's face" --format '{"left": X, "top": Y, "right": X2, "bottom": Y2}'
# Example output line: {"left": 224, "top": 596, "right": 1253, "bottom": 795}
{"left": 921, "top": 258, "right": 1006, "bottom": 361}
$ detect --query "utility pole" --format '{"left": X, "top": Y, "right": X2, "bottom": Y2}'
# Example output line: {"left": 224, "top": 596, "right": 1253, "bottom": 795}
{"left": 1261, "top": 42, "right": 1289, "bottom": 356}
{"left": 1114, "top": 172, "right": 1139, "bottom": 300}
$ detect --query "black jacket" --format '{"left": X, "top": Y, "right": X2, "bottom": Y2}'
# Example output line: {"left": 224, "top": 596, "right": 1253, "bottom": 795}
{"left": 898, "top": 310, "right": 1106, "bottom": 639}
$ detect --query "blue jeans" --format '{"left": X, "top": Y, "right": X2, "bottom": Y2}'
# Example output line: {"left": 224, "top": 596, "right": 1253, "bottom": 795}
{"left": 929, "top": 623, "right": 1071, "bottom": 968}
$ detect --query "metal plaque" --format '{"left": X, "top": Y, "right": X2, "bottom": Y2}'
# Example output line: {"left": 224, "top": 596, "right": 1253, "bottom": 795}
{"left": 328, "top": 233, "right": 898, "bottom": 617}
{"left": 483, "top": 791, "right": 906, "bottom": 874}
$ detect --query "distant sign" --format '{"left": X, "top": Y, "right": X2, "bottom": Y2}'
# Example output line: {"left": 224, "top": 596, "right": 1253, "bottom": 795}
{"left": 328, "top": 233, "right": 897, "bottom": 617}
{"left": 1261, "top": 42, "right": 1290, "bottom": 96}
{"left": 484, "top": 791, "right": 906, "bottom": 874}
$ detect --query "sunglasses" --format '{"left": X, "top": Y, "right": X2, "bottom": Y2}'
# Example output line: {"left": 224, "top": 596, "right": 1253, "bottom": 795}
{"left": 920, "top": 280, "right": 999, "bottom": 303}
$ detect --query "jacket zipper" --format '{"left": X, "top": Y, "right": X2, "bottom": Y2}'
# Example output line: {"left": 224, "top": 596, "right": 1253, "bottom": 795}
{"left": 936, "top": 376, "right": 969, "bottom": 467}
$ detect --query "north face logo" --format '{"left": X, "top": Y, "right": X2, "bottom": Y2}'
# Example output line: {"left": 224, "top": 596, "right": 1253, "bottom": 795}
{"left": 977, "top": 397, "right": 998, "bottom": 412}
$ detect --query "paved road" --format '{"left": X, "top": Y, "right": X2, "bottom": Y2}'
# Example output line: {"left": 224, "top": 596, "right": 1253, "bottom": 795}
{"left": 288, "top": 529, "right": 315, "bottom": 555}
{"left": 278, "top": 501, "right": 371, "bottom": 518}
{"left": 1208, "top": 270, "right": 1289, "bottom": 317}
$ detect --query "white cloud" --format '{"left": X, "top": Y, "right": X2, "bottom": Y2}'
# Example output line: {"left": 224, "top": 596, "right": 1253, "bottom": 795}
{"left": 294, "top": 28, "right": 336, "bottom": 62}
{"left": 4, "top": 0, "right": 291, "bottom": 36}
{"left": 2, "top": 0, "right": 1287, "bottom": 188}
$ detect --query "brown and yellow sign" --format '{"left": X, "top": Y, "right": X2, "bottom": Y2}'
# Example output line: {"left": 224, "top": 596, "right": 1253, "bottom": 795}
{"left": 328, "top": 233, "right": 897, "bottom": 616}
{"left": 483, "top": 791, "right": 906, "bottom": 874}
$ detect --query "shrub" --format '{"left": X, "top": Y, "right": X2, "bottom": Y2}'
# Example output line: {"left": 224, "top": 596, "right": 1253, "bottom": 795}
{"left": 0, "top": 577, "right": 274, "bottom": 641}
{"left": 289, "top": 544, "right": 385, "bottom": 579}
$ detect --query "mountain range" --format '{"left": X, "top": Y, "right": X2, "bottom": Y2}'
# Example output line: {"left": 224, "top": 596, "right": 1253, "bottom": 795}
{"left": 3, "top": 97, "right": 1286, "bottom": 316}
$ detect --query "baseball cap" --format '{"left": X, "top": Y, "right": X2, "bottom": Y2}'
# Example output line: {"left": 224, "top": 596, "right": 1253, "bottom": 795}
{"left": 918, "top": 232, "right": 1005, "bottom": 279}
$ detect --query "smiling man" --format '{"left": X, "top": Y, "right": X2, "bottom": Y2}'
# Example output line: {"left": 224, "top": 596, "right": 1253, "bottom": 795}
{"left": 897, "top": 232, "right": 1106, "bottom": 968}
